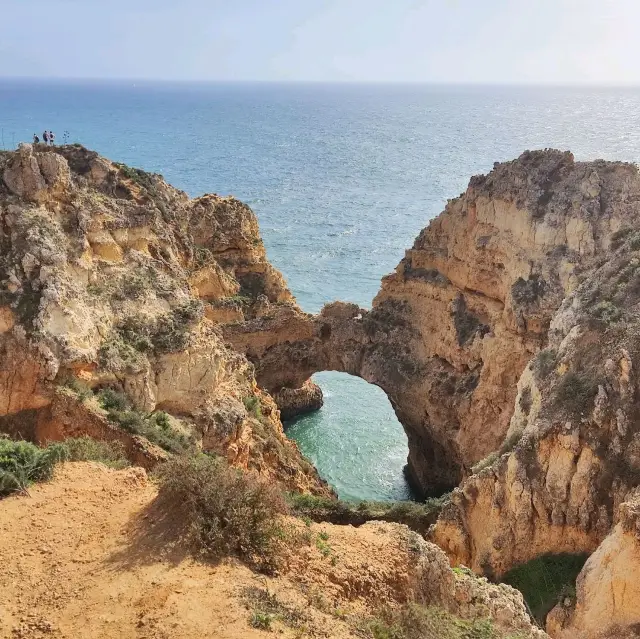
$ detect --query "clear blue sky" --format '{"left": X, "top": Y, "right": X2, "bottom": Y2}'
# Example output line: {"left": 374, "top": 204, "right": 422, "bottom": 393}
{"left": 1, "top": 0, "right": 638, "bottom": 84}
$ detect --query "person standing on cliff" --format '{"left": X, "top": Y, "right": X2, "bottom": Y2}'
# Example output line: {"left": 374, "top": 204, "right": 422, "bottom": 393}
{"left": 42, "top": 131, "right": 48, "bottom": 145}
{"left": 49, "top": 131, "right": 55, "bottom": 146}
{"left": 33, "top": 134, "right": 39, "bottom": 144}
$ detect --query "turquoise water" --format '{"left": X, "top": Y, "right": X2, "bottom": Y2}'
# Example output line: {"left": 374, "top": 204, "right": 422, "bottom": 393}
{"left": 3, "top": 81, "right": 640, "bottom": 499}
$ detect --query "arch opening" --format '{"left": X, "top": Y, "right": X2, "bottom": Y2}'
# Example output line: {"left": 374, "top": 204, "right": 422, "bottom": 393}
{"left": 284, "top": 371, "right": 413, "bottom": 502}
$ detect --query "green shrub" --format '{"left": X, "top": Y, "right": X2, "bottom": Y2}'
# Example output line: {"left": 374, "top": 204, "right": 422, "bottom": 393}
{"left": 369, "top": 604, "right": 502, "bottom": 639}
{"left": 590, "top": 300, "right": 622, "bottom": 323}
{"left": 249, "top": 611, "right": 272, "bottom": 630}
{"left": 194, "top": 247, "right": 214, "bottom": 267}
{"left": 97, "top": 388, "right": 193, "bottom": 454}
{"left": 156, "top": 454, "right": 288, "bottom": 570}
{"left": 108, "top": 300, "right": 204, "bottom": 357}
{"left": 242, "top": 586, "right": 306, "bottom": 631}
{"left": 61, "top": 437, "right": 129, "bottom": 469}
{"left": 227, "top": 294, "right": 252, "bottom": 305}
{"left": 98, "top": 388, "right": 129, "bottom": 411}
{"left": 243, "top": 395, "right": 263, "bottom": 420}
{"left": 610, "top": 227, "right": 632, "bottom": 250}
{"left": 0, "top": 436, "right": 134, "bottom": 497}
{"left": 501, "top": 553, "right": 588, "bottom": 626}
{"left": 111, "top": 274, "right": 149, "bottom": 301}
{"left": 152, "top": 411, "right": 171, "bottom": 430}
{"left": 533, "top": 349, "right": 556, "bottom": 379}
{"left": 98, "top": 336, "right": 147, "bottom": 374}
{"left": 471, "top": 452, "right": 499, "bottom": 474}
{"left": 62, "top": 377, "right": 93, "bottom": 401}
{"left": 113, "top": 162, "right": 156, "bottom": 189}
{"left": 630, "top": 232, "right": 640, "bottom": 250}
{"left": 499, "top": 429, "right": 523, "bottom": 455}
{"left": 0, "top": 439, "right": 66, "bottom": 497}
{"left": 553, "top": 371, "right": 597, "bottom": 415}
{"left": 287, "top": 493, "right": 447, "bottom": 535}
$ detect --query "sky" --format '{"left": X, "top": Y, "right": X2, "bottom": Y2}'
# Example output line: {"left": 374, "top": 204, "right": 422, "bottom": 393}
{"left": 1, "top": 0, "right": 640, "bottom": 84}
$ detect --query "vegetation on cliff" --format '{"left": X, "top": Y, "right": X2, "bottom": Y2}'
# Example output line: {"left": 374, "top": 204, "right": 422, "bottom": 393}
{"left": 0, "top": 436, "right": 127, "bottom": 496}
{"left": 5, "top": 143, "right": 640, "bottom": 637}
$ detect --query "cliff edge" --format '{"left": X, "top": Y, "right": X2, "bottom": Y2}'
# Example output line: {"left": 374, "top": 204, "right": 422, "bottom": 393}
{"left": 0, "top": 143, "right": 328, "bottom": 495}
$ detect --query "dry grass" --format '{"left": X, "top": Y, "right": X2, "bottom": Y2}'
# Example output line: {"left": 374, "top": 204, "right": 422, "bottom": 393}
{"left": 156, "top": 454, "right": 289, "bottom": 571}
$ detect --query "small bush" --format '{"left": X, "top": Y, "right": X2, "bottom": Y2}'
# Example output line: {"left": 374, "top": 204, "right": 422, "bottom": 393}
{"left": 243, "top": 395, "right": 263, "bottom": 420}
{"left": 533, "top": 349, "right": 556, "bottom": 379}
{"left": 62, "top": 437, "right": 129, "bottom": 469}
{"left": 98, "top": 336, "right": 147, "bottom": 374}
{"left": 242, "top": 586, "right": 306, "bottom": 631}
{"left": 287, "top": 493, "right": 447, "bottom": 534}
{"left": 590, "top": 300, "right": 622, "bottom": 323}
{"left": 0, "top": 439, "right": 66, "bottom": 497}
{"left": 0, "top": 436, "right": 134, "bottom": 497}
{"left": 630, "top": 232, "right": 640, "bottom": 250}
{"left": 499, "top": 429, "right": 523, "bottom": 455}
{"left": 98, "top": 388, "right": 129, "bottom": 411}
{"left": 471, "top": 428, "right": 524, "bottom": 475}
{"left": 111, "top": 301, "right": 204, "bottom": 357}
{"left": 471, "top": 452, "right": 499, "bottom": 475}
{"left": 518, "top": 387, "right": 533, "bottom": 415}
{"left": 156, "top": 455, "right": 288, "bottom": 570}
{"left": 369, "top": 603, "right": 502, "bottom": 639}
{"left": 610, "top": 227, "right": 631, "bottom": 250}
{"left": 111, "top": 274, "right": 149, "bottom": 301}
{"left": 511, "top": 275, "right": 546, "bottom": 306}
{"left": 97, "top": 389, "right": 193, "bottom": 454}
{"left": 62, "top": 377, "right": 93, "bottom": 401}
{"left": 249, "top": 611, "right": 272, "bottom": 630}
{"left": 553, "top": 371, "right": 597, "bottom": 415}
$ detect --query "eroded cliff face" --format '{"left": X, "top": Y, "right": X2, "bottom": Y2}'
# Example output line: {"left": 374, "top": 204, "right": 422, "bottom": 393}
{"left": 0, "top": 143, "right": 329, "bottom": 495}
{"left": 547, "top": 492, "right": 640, "bottom": 639}
{"left": 430, "top": 235, "right": 640, "bottom": 574}
{"left": 224, "top": 150, "right": 640, "bottom": 497}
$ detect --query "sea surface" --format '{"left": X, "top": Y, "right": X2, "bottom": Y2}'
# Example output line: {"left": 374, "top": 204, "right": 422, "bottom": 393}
{"left": 3, "top": 80, "right": 640, "bottom": 500}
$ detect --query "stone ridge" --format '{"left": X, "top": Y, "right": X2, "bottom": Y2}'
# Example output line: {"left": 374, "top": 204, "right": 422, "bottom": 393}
{"left": 0, "top": 143, "right": 329, "bottom": 495}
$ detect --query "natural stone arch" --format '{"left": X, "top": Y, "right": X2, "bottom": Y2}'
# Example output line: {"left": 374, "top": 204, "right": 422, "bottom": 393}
{"left": 223, "top": 300, "right": 467, "bottom": 497}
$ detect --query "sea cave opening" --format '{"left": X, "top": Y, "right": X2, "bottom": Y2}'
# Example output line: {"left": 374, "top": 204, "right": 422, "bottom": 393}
{"left": 284, "top": 371, "right": 413, "bottom": 502}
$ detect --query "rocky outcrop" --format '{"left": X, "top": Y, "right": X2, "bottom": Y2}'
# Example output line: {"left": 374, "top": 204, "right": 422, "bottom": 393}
{"left": 0, "top": 461, "right": 546, "bottom": 639}
{"left": 546, "top": 493, "right": 640, "bottom": 638}
{"left": 224, "top": 150, "right": 640, "bottom": 497}
{"left": 288, "top": 519, "right": 546, "bottom": 637}
{"left": 273, "top": 380, "right": 323, "bottom": 421}
{"left": 430, "top": 233, "right": 640, "bottom": 579}
{"left": 0, "top": 144, "right": 329, "bottom": 495}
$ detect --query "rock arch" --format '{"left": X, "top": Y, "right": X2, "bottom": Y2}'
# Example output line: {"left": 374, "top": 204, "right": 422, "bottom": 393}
{"left": 225, "top": 150, "right": 640, "bottom": 498}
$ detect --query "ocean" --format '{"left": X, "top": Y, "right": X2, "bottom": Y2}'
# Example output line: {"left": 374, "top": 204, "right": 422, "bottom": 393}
{"left": 3, "top": 80, "right": 640, "bottom": 500}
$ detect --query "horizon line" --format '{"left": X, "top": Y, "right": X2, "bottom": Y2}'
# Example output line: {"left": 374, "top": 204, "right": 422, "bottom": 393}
{"left": 3, "top": 76, "right": 640, "bottom": 89}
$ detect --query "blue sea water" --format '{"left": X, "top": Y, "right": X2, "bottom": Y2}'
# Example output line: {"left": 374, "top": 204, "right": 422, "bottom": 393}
{"left": 3, "top": 80, "right": 640, "bottom": 500}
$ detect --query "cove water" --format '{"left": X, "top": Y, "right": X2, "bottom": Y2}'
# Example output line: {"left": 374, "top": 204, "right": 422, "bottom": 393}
{"left": 3, "top": 80, "right": 640, "bottom": 501}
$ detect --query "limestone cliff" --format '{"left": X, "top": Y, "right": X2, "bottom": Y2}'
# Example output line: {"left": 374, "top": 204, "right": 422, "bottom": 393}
{"left": 0, "top": 143, "right": 328, "bottom": 495}
{"left": 224, "top": 150, "right": 640, "bottom": 498}
{"left": 547, "top": 492, "right": 640, "bottom": 639}
{"left": 219, "top": 148, "right": 640, "bottom": 635}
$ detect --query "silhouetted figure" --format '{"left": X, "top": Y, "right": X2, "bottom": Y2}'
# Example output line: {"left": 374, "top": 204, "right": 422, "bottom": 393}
{"left": 49, "top": 131, "right": 55, "bottom": 145}
{"left": 33, "top": 134, "right": 39, "bottom": 144}
{"left": 43, "top": 131, "right": 49, "bottom": 145}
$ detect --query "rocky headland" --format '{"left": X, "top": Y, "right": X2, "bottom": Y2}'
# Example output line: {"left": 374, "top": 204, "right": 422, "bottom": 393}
{"left": 2, "top": 143, "right": 640, "bottom": 637}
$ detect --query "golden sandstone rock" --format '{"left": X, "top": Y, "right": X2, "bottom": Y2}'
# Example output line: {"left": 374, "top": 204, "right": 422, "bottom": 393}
{"left": 5, "top": 144, "right": 640, "bottom": 636}
{"left": 0, "top": 143, "right": 329, "bottom": 496}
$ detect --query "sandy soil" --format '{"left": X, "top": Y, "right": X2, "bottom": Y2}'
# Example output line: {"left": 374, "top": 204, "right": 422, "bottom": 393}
{"left": 0, "top": 463, "right": 368, "bottom": 639}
